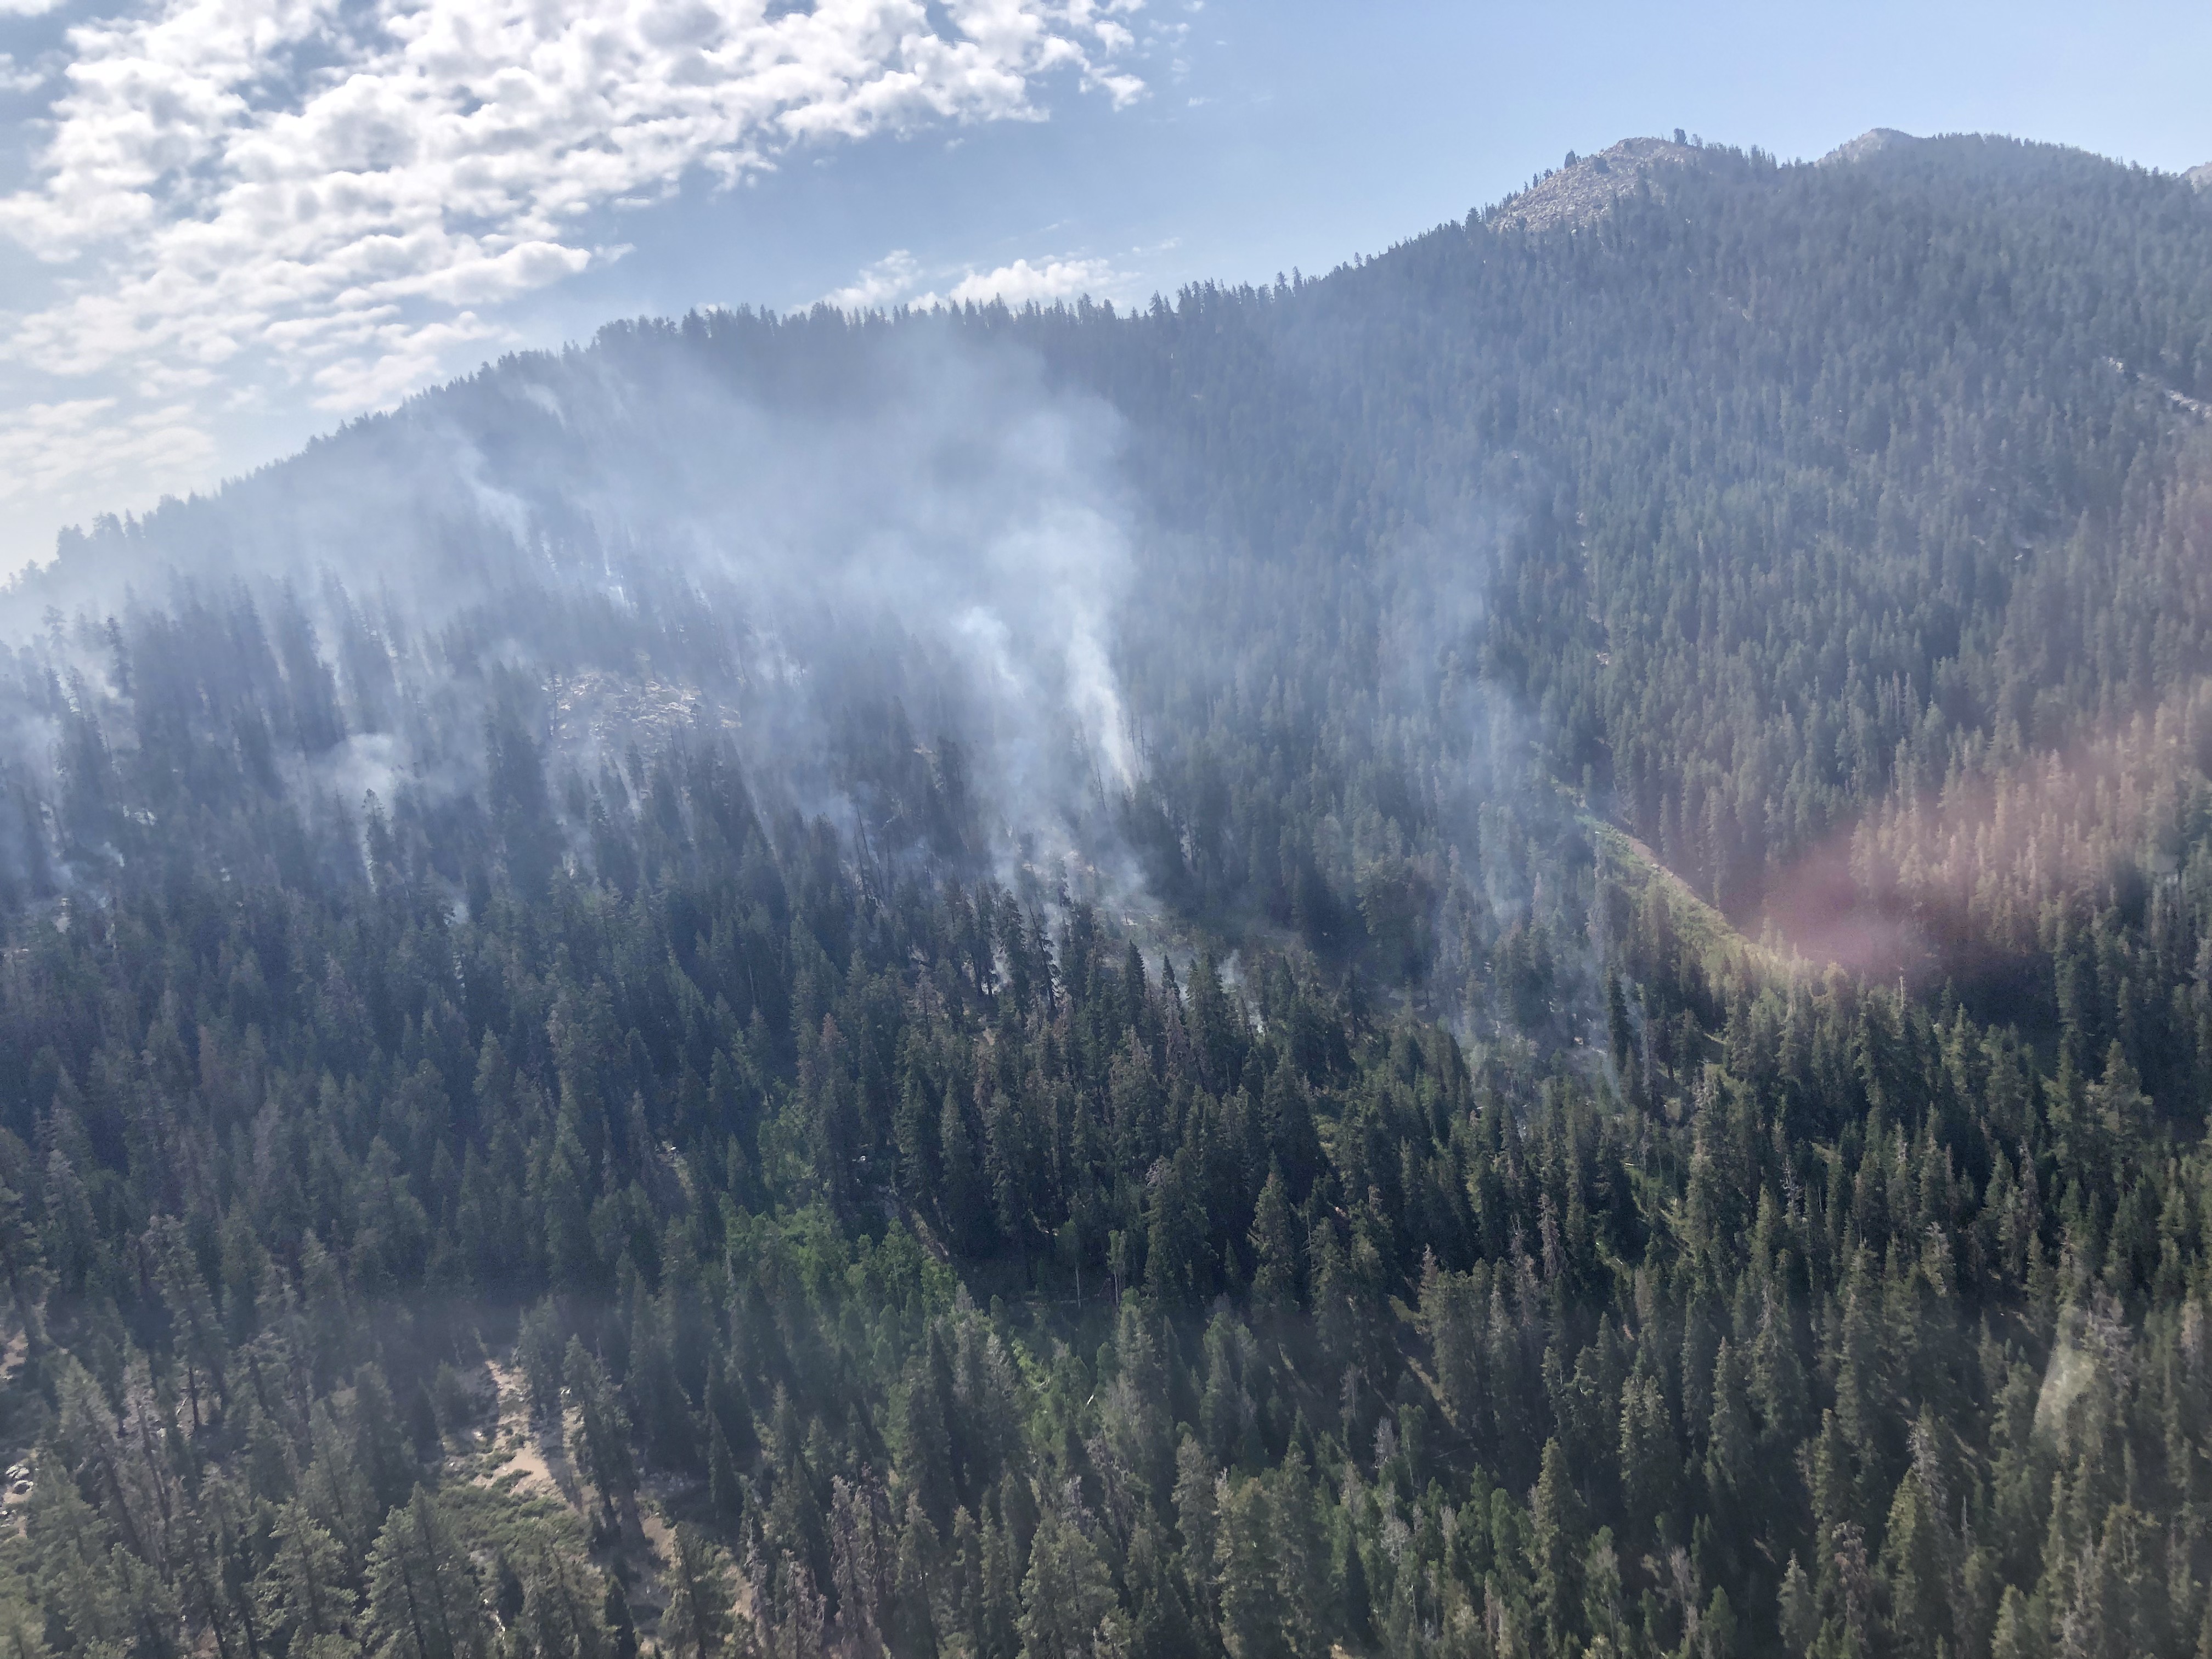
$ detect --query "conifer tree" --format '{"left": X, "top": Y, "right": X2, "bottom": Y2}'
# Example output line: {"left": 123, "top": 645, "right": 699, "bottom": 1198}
{"left": 563, "top": 1341, "right": 635, "bottom": 1517}
{"left": 661, "top": 1526, "right": 737, "bottom": 1659}
{"left": 1528, "top": 1438, "right": 1584, "bottom": 1659}
{"left": 1018, "top": 1494, "right": 1126, "bottom": 1659}
{"left": 1215, "top": 1475, "right": 1277, "bottom": 1659}
{"left": 365, "top": 1487, "right": 487, "bottom": 1659}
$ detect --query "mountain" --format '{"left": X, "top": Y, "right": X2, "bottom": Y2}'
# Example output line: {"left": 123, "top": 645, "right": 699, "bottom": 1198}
{"left": 1819, "top": 125, "right": 1923, "bottom": 165}
{"left": 0, "top": 132, "right": 2209, "bottom": 1659}
{"left": 1485, "top": 135, "right": 1703, "bottom": 233}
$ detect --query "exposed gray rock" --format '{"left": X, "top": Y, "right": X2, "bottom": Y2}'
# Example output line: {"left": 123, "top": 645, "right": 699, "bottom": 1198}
{"left": 1491, "top": 137, "right": 1703, "bottom": 234}
{"left": 1820, "top": 128, "right": 1922, "bottom": 166}
{"left": 2188, "top": 161, "right": 2212, "bottom": 192}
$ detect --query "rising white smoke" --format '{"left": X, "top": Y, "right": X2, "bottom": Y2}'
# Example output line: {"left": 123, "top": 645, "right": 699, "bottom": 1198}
{"left": 0, "top": 312, "right": 1147, "bottom": 892}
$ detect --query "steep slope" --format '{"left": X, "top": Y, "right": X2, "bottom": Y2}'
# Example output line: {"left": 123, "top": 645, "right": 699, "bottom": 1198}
{"left": 3, "top": 133, "right": 2212, "bottom": 1659}
{"left": 20, "top": 134, "right": 2212, "bottom": 1017}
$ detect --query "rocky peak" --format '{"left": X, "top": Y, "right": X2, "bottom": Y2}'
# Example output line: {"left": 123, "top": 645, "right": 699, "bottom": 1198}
{"left": 1489, "top": 136, "right": 1704, "bottom": 234}
{"left": 1819, "top": 127, "right": 1923, "bottom": 166}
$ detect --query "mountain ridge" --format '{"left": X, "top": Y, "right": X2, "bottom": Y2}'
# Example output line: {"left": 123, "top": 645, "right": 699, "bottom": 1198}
{"left": 1819, "top": 125, "right": 1922, "bottom": 165}
{"left": 0, "top": 124, "right": 2210, "bottom": 1659}
{"left": 1485, "top": 134, "right": 1705, "bottom": 233}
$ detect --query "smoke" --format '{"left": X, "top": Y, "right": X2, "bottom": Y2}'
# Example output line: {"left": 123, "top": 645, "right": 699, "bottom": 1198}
{"left": 0, "top": 286, "right": 1616, "bottom": 1056}
{"left": 0, "top": 312, "right": 1146, "bottom": 898}
{"left": 1252, "top": 482, "right": 1613, "bottom": 1064}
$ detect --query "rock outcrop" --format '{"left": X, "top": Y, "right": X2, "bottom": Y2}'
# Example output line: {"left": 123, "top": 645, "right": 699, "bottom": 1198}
{"left": 1819, "top": 127, "right": 1922, "bottom": 166}
{"left": 1489, "top": 137, "right": 1703, "bottom": 233}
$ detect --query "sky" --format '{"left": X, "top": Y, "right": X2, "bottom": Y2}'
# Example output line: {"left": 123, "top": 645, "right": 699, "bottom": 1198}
{"left": 0, "top": 0, "right": 2207, "bottom": 573}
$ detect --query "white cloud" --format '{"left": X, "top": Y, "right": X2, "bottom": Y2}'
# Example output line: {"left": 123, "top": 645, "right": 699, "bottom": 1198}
{"left": 0, "top": 397, "right": 216, "bottom": 509}
{"left": 822, "top": 247, "right": 923, "bottom": 311}
{"left": 0, "top": 0, "right": 1146, "bottom": 448}
{"left": 946, "top": 253, "right": 1118, "bottom": 305}
{"left": 823, "top": 246, "right": 1127, "bottom": 312}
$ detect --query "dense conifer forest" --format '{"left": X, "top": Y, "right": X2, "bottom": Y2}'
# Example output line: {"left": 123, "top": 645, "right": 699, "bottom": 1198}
{"left": 0, "top": 131, "right": 2207, "bottom": 1659}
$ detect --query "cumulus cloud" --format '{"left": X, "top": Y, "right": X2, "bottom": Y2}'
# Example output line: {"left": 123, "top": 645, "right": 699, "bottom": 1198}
{"left": 823, "top": 246, "right": 1128, "bottom": 312}
{"left": 946, "top": 254, "right": 1119, "bottom": 304}
{"left": 0, "top": 0, "right": 1144, "bottom": 427}
{"left": 822, "top": 248, "right": 924, "bottom": 311}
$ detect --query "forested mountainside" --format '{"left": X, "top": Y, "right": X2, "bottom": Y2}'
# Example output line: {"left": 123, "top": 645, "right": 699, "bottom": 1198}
{"left": 0, "top": 130, "right": 2205, "bottom": 1659}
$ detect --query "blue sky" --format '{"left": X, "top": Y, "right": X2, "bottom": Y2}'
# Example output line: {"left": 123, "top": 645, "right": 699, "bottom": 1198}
{"left": 1, "top": 0, "right": 2207, "bottom": 571}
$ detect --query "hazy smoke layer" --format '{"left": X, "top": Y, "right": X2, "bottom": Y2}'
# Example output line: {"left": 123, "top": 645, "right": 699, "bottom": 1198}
{"left": 0, "top": 315, "right": 1141, "bottom": 889}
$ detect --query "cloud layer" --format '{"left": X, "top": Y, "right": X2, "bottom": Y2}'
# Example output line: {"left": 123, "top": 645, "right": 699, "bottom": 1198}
{"left": 0, "top": 0, "right": 1142, "bottom": 555}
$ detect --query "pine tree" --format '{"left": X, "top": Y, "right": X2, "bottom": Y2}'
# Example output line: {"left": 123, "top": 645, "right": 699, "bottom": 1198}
{"left": 1879, "top": 1469, "right": 1948, "bottom": 1659}
{"left": 662, "top": 1526, "right": 737, "bottom": 1659}
{"left": 1583, "top": 1528, "right": 1626, "bottom": 1656}
{"left": 1215, "top": 1475, "right": 1277, "bottom": 1659}
{"left": 710, "top": 1418, "right": 746, "bottom": 1531}
{"left": 889, "top": 1493, "right": 941, "bottom": 1659}
{"left": 1991, "top": 1585, "right": 2039, "bottom": 1659}
{"left": 517, "top": 1299, "right": 565, "bottom": 1424}
{"left": 255, "top": 1503, "right": 350, "bottom": 1659}
{"left": 1618, "top": 1356, "right": 1678, "bottom": 1550}
{"left": 563, "top": 1340, "right": 636, "bottom": 1516}
{"left": 511, "top": 1532, "right": 613, "bottom": 1659}
{"left": 902, "top": 1337, "right": 958, "bottom": 1531}
{"left": 603, "top": 1576, "right": 640, "bottom": 1659}
{"left": 1017, "top": 1493, "right": 1126, "bottom": 1659}
{"left": 1173, "top": 1435, "right": 1221, "bottom": 1624}
{"left": 975, "top": 1505, "right": 1021, "bottom": 1659}
{"left": 1122, "top": 1515, "right": 1195, "bottom": 1659}
{"left": 1271, "top": 1443, "right": 1326, "bottom": 1659}
{"left": 364, "top": 1487, "right": 488, "bottom": 1659}
{"left": 353, "top": 1364, "right": 420, "bottom": 1513}
{"left": 1776, "top": 1554, "right": 1815, "bottom": 1657}
{"left": 1105, "top": 1302, "right": 1176, "bottom": 1506}
{"left": 0, "top": 1180, "right": 48, "bottom": 1350}
{"left": 1528, "top": 1438, "right": 1583, "bottom": 1659}
{"left": 1249, "top": 1168, "right": 1299, "bottom": 1307}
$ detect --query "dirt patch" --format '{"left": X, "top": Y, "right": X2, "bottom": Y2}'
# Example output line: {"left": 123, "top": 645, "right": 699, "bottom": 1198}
{"left": 472, "top": 1355, "right": 703, "bottom": 1641}
{"left": 477, "top": 1360, "right": 577, "bottom": 1508}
